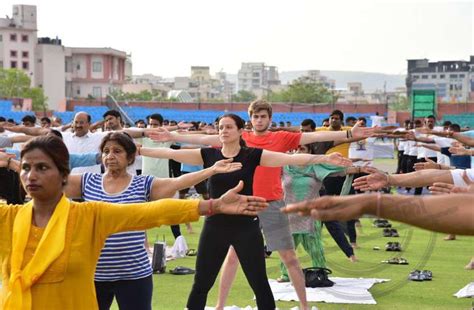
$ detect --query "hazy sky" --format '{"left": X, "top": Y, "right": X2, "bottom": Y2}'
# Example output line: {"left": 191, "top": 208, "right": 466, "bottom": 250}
{"left": 2, "top": 0, "right": 472, "bottom": 77}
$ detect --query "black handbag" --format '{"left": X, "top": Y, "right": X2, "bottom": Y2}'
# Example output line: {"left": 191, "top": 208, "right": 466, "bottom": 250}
{"left": 303, "top": 267, "right": 335, "bottom": 288}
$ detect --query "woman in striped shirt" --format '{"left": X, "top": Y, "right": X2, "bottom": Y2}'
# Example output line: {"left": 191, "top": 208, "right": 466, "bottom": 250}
{"left": 63, "top": 132, "right": 243, "bottom": 310}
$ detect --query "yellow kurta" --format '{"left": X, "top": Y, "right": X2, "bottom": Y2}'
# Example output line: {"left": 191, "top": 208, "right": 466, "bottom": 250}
{"left": 0, "top": 199, "right": 199, "bottom": 310}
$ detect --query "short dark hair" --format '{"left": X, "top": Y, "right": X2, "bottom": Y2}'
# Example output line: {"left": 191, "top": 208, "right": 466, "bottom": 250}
{"left": 0, "top": 116, "right": 5, "bottom": 122}
{"left": 330, "top": 110, "right": 344, "bottom": 120}
{"left": 301, "top": 119, "right": 316, "bottom": 130}
{"left": 346, "top": 116, "right": 357, "bottom": 123}
{"left": 22, "top": 115, "right": 36, "bottom": 124}
{"left": 426, "top": 115, "right": 436, "bottom": 120}
{"left": 100, "top": 132, "right": 137, "bottom": 166}
{"left": 103, "top": 110, "right": 121, "bottom": 119}
{"left": 358, "top": 117, "right": 367, "bottom": 123}
{"left": 448, "top": 124, "right": 461, "bottom": 132}
{"left": 40, "top": 117, "right": 51, "bottom": 124}
{"left": 49, "top": 129, "right": 63, "bottom": 139}
{"left": 135, "top": 119, "right": 145, "bottom": 125}
{"left": 442, "top": 120, "right": 452, "bottom": 127}
{"left": 322, "top": 118, "right": 329, "bottom": 124}
{"left": 21, "top": 135, "right": 70, "bottom": 181}
{"left": 148, "top": 113, "right": 164, "bottom": 125}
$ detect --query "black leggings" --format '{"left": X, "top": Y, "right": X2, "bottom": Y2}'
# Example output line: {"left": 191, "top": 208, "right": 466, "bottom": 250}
{"left": 414, "top": 157, "right": 437, "bottom": 195}
{"left": 95, "top": 275, "right": 153, "bottom": 310}
{"left": 186, "top": 220, "right": 275, "bottom": 310}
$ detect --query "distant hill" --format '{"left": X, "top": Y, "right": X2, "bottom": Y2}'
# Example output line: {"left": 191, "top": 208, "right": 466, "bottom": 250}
{"left": 227, "top": 70, "right": 406, "bottom": 92}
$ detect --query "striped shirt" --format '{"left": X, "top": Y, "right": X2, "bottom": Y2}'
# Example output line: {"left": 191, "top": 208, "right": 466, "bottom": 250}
{"left": 81, "top": 173, "right": 155, "bottom": 281}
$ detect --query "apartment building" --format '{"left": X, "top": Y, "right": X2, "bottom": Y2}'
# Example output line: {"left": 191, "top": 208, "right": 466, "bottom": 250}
{"left": 0, "top": 4, "right": 128, "bottom": 111}
{"left": 406, "top": 56, "right": 474, "bottom": 103}
{"left": 237, "top": 62, "right": 281, "bottom": 92}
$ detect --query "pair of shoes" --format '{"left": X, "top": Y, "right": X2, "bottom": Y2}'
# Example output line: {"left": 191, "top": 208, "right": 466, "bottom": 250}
{"left": 169, "top": 266, "right": 195, "bottom": 275}
{"left": 444, "top": 234, "right": 456, "bottom": 241}
{"left": 383, "top": 228, "right": 399, "bottom": 237}
{"left": 374, "top": 219, "right": 392, "bottom": 228}
{"left": 186, "top": 249, "right": 197, "bottom": 256}
{"left": 408, "top": 270, "right": 432, "bottom": 281}
{"left": 381, "top": 257, "right": 409, "bottom": 265}
{"left": 386, "top": 242, "right": 402, "bottom": 251}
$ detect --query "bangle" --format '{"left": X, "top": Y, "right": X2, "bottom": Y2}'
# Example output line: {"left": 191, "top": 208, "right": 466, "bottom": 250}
{"left": 6, "top": 157, "right": 11, "bottom": 170}
{"left": 437, "top": 164, "right": 442, "bottom": 170}
{"left": 207, "top": 199, "right": 214, "bottom": 216}
{"left": 376, "top": 192, "right": 382, "bottom": 218}
{"left": 137, "top": 147, "right": 141, "bottom": 156}
{"left": 346, "top": 130, "right": 350, "bottom": 138}
{"left": 141, "top": 131, "right": 145, "bottom": 137}
{"left": 385, "top": 173, "right": 392, "bottom": 186}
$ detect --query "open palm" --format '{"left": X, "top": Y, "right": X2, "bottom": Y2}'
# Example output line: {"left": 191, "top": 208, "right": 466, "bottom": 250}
{"left": 217, "top": 181, "right": 268, "bottom": 216}
{"left": 212, "top": 158, "right": 243, "bottom": 174}
{"left": 353, "top": 172, "right": 388, "bottom": 191}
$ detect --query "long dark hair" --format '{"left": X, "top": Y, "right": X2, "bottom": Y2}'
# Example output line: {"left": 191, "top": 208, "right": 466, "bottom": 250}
{"left": 218, "top": 113, "right": 247, "bottom": 148}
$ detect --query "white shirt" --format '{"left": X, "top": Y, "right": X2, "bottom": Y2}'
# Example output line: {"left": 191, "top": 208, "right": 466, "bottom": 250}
{"left": 416, "top": 133, "right": 438, "bottom": 159}
{"left": 433, "top": 137, "right": 453, "bottom": 166}
{"left": 450, "top": 169, "right": 474, "bottom": 187}
{"left": 370, "top": 115, "right": 384, "bottom": 127}
{"left": 63, "top": 131, "right": 108, "bottom": 174}
{"left": 349, "top": 137, "right": 375, "bottom": 166}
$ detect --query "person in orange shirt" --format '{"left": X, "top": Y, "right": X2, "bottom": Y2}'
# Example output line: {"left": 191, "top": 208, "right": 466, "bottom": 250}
{"left": 0, "top": 135, "right": 268, "bottom": 310}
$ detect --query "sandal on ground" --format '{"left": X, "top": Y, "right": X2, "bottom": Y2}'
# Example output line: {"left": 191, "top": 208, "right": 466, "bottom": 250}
{"left": 408, "top": 270, "right": 424, "bottom": 281}
{"left": 383, "top": 228, "right": 392, "bottom": 237}
{"left": 382, "top": 257, "right": 409, "bottom": 265}
{"left": 420, "top": 270, "right": 433, "bottom": 280}
{"left": 186, "top": 249, "right": 197, "bottom": 256}
{"left": 390, "top": 228, "right": 400, "bottom": 237}
{"left": 169, "top": 266, "right": 195, "bottom": 275}
{"left": 276, "top": 276, "right": 290, "bottom": 283}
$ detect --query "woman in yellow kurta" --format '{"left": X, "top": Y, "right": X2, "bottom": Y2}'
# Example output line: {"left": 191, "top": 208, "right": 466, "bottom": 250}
{"left": 0, "top": 135, "right": 267, "bottom": 310}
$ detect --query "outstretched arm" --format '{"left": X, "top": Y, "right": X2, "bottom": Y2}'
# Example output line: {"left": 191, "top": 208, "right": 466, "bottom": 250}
{"left": 139, "top": 146, "right": 203, "bottom": 165}
{"left": 147, "top": 128, "right": 221, "bottom": 146}
{"left": 300, "top": 124, "right": 374, "bottom": 145}
{"left": 353, "top": 169, "right": 454, "bottom": 191}
{"left": 150, "top": 159, "right": 242, "bottom": 199}
{"left": 282, "top": 193, "right": 474, "bottom": 236}
{"left": 260, "top": 150, "right": 352, "bottom": 167}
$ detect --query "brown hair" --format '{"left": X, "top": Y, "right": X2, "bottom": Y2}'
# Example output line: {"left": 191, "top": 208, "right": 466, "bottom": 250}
{"left": 248, "top": 99, "right": 273, "bottom": 118}
{"left": 100, "top": 132, "right": 137, "bottom": 166}
{"left": 21, "top": 135, "right": 71, "bottom": 180}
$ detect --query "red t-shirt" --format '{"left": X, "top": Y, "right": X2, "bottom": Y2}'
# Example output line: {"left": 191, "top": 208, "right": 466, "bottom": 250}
{"left": 242, "top": 130, "right": 302, "bottom": 200}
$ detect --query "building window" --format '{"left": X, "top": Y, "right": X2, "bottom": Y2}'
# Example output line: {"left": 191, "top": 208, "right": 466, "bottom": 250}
{"left": 22, "top": 62, "right": 29, "bottom": 70}
{"left": 22, "top": 51, "right": 29, "bottom": 58}
{"left": 92, "top": 61, "right": 102, "bottom": 72}
{"left": 449, "top": 74, "right": 458, "bottom": 79}
{"left": 421, "top": 75, "right": 428, "bottom": 79}
{"left": 431, "top": 75, "right": 436, "bottom": 79}
{"left": 11, "top": 61, "right": 17, "bottom": 68}
{"left": 10, "top": 34, "right": 17, "bottom": 41}
{"left": 0, "top": 35, "right": 2, "bottom": 42}
{"left": 10, "top": 50, "right": 17, "bottom": 57}
{"left": 412, "top": 75, "right": 419, "bottom": 79}
{"left": 440, "top": 74, "right": 445, "bottom": 78}
{"left": 92, "top": 87, "right": 102, "bottom": 98}
{"left": 459, "top": 74, "right": 465, "bottom": 78}
{"left": 76, "top": 88, "right": 81, "bottom": 95}
{"left": 21, "top": 35, "right": 28, "bottom": 42}
{"left": 76, "top": 64, "right": 81, "bottom": 70}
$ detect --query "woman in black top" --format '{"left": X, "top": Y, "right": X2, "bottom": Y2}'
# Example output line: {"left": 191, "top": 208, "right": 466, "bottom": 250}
{"left": 139, "top": 114, "right": 351, "bottom": 309}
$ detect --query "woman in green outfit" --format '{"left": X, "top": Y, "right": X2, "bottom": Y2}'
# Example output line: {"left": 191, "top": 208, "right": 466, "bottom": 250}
{"left": 279, "top": 143, "right": 376, "bottom": 282}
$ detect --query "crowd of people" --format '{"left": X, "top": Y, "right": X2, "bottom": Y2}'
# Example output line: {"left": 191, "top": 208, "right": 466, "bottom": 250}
{"left": 0, "top": 99, "right": 472, "bottom": 309}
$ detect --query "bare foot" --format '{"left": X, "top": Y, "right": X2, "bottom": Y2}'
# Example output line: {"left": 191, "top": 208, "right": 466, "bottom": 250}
{"left": 349, "top": 255, "right": 358, "bottom": 262}
{"left": 444, "top": 234, "right": 456, "bottom": 241}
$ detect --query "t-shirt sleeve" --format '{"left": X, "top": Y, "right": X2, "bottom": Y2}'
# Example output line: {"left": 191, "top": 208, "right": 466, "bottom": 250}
{"left": 313, "top": 164, "right": 345, "bottom": 181}
{"left": 250, "top": 148, "right": 264, "bottom": 166}
{"left": 450, "top": 169, "right": 474, "bottom": 187}
{"left": 200, "top": 148, "right": 215, "bottom": 169}
{"left": 276, "top": 131, "right": 302, "bottom": 151}
{"left": 70, "top": 153, "right": 100, "bottom": 169}
{"left": 0, "top": 136, "right": 13, "bottom": 148}
{"left": 440, "top": 147, "right": 451, "bottom": 158}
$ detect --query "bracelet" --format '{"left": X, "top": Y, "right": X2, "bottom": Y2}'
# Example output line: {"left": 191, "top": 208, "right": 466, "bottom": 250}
{"left": 376, "top": 192, "right": 382, "bottom": 218}
{"left": 349, "top": 130, "right": 353, "bottom": 139}
{"left": 385, "top": 173, "right": 392, "bottom": 186}
{"left": 207, "top": 199, "right": 214, "bottom": 216}
{"left": 137, "top": 147, "right": 141, "bottom": 156}
{"left": 346, "top": 130, "right": 349, "bottom": 138}
{"left": 141, "top": 131, "right": 145, "bottom": 137}
{"left": 437, "top": 164, "right": 442, "bottom": 170}
{"left": 6, "top": 157, "right": 11, "bottom": 170}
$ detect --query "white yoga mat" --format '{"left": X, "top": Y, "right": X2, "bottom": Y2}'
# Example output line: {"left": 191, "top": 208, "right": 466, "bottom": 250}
{"left": 454, "top": 282, "right": 474, "bottom": 298}
{"left": 270, "top": 277, "right": 389, "bottom": 305}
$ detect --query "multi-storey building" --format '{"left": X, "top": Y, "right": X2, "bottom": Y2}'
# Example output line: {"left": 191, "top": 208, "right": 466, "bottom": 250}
{"left": 0, "top": 5, "right": 128, "bottom": 111}
{"left": 237, "top": 62, "right": 280, "bottom": 93}
{"left": 406, "top": 56, "right": 474, "bottom": 103}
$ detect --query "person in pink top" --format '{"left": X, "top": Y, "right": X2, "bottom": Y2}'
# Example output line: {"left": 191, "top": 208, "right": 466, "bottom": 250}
{"left": 149, "top": 100, "right": 373, "bottom": 309}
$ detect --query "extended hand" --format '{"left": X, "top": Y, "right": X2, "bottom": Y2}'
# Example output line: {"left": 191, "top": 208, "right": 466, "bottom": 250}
{"left": 148, "top": 127, "right": 173, "bottom": 143}
{"left": 326, "top": 152, "right": 352, "bottom": 167}
{"left": 216, "top": 181, "right": 268, "bottom": 216}
{"left": 414, "top": 157, "right": 438, "bottom": 171}
{"left": 351, "top": 123, "right": 375, "bottom": 138}
{"left": 353, "top": 171, "right": 389, "bottom": 191}
{"left": 212, "top": 158, "right": 243, "bottom": 174}
{"left": 282, "top": 195, "right": 368, "bottom": 221}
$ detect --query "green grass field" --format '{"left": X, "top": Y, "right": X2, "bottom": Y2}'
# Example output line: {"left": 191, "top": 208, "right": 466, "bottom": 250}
{"left": 139, "top": 216, "right": 473, "bottom": 310}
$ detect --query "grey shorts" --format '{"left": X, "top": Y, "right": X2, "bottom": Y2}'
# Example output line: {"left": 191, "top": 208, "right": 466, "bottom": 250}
{"left": 259, "top": 200, "right": 295, "bottom": 251}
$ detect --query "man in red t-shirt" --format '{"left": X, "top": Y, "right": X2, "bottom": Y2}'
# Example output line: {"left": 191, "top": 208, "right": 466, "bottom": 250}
{"left": 148, "top": 100, "right": 373, "bottom": 309}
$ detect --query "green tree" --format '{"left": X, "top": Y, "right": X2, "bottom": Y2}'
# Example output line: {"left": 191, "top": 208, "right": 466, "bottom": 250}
{"left": 389, "top": 95, "right": 409, "bottom": 111}
{"left": 231, "top": 90, "right": 257, "bottom": 102}
{"left": 0, "top": 69, "right": 48, "bottom": 111}
{"left": 267, "top": 77, "right": 335, "bottom": 104}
